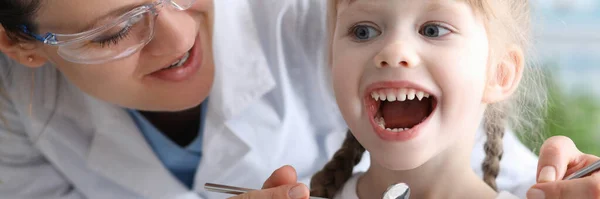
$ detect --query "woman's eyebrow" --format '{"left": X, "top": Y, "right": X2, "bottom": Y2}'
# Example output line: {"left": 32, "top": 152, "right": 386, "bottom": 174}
{"left": 41, "top": 3, "right": 142, "bottom": 34}
{"left": 78, "top": 3, "right": 142, "bottom": 32}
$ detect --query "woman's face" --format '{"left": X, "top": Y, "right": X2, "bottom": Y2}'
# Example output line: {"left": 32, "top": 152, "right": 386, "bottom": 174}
{"left": 31, "top": 0, "right": 215, "bottom": 111}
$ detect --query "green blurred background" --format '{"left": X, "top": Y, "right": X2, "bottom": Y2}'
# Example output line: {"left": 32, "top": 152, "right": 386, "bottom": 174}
{"left": 520, "top": 0, "right": 600, "bottom": 156}
{"left": 518, "top": 66, "right": 600, "bottom": 156}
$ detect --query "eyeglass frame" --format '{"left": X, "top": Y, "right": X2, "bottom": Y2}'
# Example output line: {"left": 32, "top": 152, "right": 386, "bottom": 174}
{"left": 18, "top": 0, "right": 196, "bottom": 62}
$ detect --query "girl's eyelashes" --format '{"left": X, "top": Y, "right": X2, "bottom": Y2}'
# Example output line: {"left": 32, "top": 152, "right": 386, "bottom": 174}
{"left": 343, "top": 21, "right": 457, "bottom": 42}
{"left": 418, "top": 22, "right": 456, "bottom": 38}
{"left": 347, "top": 23, "right": 382, "bottom": 42}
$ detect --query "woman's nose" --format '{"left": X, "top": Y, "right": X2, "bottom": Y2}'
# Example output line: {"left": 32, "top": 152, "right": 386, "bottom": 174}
{"left": 373, "top": 42, "right": 420, "bottom": 69}
{"left": 144, "top": 10, "right": 196, "bottom": 57}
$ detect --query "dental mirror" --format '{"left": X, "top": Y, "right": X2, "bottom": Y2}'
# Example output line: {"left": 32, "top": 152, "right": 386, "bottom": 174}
{"left": 382, "top": 183, "right": 410, "bottom": 199}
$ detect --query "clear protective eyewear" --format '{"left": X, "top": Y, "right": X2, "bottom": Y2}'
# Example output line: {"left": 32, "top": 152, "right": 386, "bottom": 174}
{"left": 20, "top": 0, "right": 196, "bottom": 64}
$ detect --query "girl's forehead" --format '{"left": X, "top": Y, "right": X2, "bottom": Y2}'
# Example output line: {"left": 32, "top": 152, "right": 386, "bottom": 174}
{"left": 335, "top": 0, "right": 470, "bottom": 18}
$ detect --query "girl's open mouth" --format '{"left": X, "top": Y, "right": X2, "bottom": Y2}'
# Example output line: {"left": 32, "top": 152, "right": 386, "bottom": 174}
{"left": 365, "top": 83, "right": 438, "bottom": 141}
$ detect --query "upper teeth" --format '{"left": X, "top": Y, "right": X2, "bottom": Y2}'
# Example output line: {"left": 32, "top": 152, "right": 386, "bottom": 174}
{"left": 169, "top": 52, "right": 190, "bottom": 68}
{"left": 371, "top": 88, "right": 431, "bottom": 102}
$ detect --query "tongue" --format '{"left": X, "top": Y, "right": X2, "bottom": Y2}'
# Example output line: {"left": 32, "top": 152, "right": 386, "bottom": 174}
{"left": 381, "top": 100, "right": 430, "bottom": 129}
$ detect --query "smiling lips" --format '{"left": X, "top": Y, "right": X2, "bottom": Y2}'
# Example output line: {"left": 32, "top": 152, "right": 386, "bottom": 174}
{"left": 365, "top": 82, "right": 438, "bottom": 141}
{"left": 149, "top": 32, "right": 203, "bottom": 82}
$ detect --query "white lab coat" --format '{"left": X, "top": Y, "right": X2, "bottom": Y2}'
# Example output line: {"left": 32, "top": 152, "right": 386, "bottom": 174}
{"left": 0, "top": 0, "right": 538, "bottom": 199}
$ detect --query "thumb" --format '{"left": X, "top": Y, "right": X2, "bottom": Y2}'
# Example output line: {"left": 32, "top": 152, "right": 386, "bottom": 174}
{"left": 526, "top": 175, "right": 600, "bottom": 199}
{"left": 263, "top": 165, "right": 298, "bottom": 189}
{"left": 536, "top": 136, "right": 583, "bottom": 182}
{"left": 230, "top": 183, "right": 310, "bottom": 199}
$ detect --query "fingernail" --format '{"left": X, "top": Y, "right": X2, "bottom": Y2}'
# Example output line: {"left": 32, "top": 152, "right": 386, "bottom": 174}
{"left": 538, "top": 166, "right": 556, "bottom": 182}
{"left": 527, "top": 188, "right": 545, "bottom": 199}
{"left": 289, "top": 184, "right": 308, "bottom": 199}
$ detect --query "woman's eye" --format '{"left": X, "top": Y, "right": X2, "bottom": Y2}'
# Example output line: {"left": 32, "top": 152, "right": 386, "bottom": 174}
{"left": 92, "top": 26, "right": 132, "bottom": 47}
{"left": 419, "top": 24, "right": 451, "bottom": 38}
{"left": 351, "top": 25, "right": 381, "bottom": 41}
{"left": 91, "top": 14, "right": 143, "bottom": 47}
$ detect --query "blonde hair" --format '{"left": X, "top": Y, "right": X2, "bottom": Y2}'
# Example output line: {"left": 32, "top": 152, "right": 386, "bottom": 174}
{"left": 310, "top": 0, "right": 547, "bottom": 197}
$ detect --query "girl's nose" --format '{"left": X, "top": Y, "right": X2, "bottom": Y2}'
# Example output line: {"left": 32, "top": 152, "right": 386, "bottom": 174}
{"left": 373, "top": 42, "right": 420, "bottom": 69}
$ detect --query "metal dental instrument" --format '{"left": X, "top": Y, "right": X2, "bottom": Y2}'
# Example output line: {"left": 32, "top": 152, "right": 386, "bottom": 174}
{"left": 204, "top": 183, "right": 329, "bottom": 199}
{"left": 205, "top": 182, "right": 412, "bottom": 199}
{"left": 382, "top": 183, "right": 410, "bottom": 199}
{"left": 378, "top": 160, "right": 600, "bottom": 199}
{"left": 205, "top": 182, "right": 411, "bottom": 199}
{"left": 564, "top": 160, "right": 600, "bottom": 180}
{"left": 205, "top": 160, "right": 600, "bottom": 199}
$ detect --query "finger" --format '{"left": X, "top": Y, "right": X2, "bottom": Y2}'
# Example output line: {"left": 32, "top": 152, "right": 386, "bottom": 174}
{"left": 229, "top": 183, "right": 310, "bottom": 199}
{"left": 564, "top": 154, "right": 600, "bottom": 179}
{"left": 536, "top": 136, "right": 583, "bottom": 182}
{"left": 262, "top": 165, "right": 298, "bottom": 189}
{"left": 527, "top": 174, "right": 600, "bottom": 199}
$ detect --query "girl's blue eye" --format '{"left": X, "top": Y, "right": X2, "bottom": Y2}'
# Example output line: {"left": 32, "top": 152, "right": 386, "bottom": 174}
{"left": 420, "top": 24, "right": 451, "bottom": 38}
{"left": 351, "top": 25, "right": 381, "bottom": 41}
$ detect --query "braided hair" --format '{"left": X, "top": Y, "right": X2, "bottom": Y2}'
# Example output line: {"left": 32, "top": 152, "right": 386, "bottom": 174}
{"left": 310, "top": 130, "right": 365, "bottom": 198}
{"left": 481, "top": 104, "right": 508, "bottom": 190}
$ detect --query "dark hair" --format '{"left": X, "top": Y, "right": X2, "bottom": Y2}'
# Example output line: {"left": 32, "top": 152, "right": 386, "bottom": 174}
{"left": 310, "top": 130, "right": 365, "bottom": 198}
{"left": 0, "top": 0, "right": 42, "bottom": 41}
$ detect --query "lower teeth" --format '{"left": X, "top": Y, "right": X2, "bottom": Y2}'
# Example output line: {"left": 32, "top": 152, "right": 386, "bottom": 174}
{"left": 168, "top": 64, "right": 182, "bottom": 69}
{"left": 167, "top": 52, "right": 190, "bottom": 68}
{"left": 386, "top": 128, "right": 408, "bottom": 132}
{"left": 376, "top": 116, "right": 410, "bottom": 132}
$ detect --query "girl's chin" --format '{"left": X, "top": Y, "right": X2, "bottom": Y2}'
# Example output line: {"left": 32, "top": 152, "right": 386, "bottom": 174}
{"left": 375, "top": 156, "right": 428, "bottom": 171}
{"left": 367, "top": 144, "right": 437, "bottom": 171}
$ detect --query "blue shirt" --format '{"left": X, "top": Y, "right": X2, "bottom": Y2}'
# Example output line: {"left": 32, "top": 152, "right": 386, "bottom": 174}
{"left": 126, "top": 101, "right": 208, "bottom": 189}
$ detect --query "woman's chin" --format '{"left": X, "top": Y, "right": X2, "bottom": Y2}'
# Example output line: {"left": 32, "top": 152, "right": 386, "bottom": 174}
{"left": 122, "top": 92, "right": 208, "bottom": 112}
{"left": 159, "top": 102, "right": 203, "bottom": 112}
{"left": 142, "top": 71, "right": 213, "bottom": 111}
{"left": 155, "top": 97, "right": 207, "bottom": 112}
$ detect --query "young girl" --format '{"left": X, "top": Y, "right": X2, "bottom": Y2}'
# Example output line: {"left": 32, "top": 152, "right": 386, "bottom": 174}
{"left": 310, "top": 0, "right": 545, "bottom": 198}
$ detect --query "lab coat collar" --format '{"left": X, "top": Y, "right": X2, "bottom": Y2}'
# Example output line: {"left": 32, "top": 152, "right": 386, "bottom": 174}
{"left": 21, "top": 65, "right": 188, "bottom": 198}
{"left": 208, "top": 0, "right": 276, "bottom": 122}
{"left": 85, "top": 95, "right": 192, "bottom": 199}
{"left": 85, "top": 0, "right": 276, "bottom": 197}
{"left": 192, "top": 0, "right": 276, "bottom": 192}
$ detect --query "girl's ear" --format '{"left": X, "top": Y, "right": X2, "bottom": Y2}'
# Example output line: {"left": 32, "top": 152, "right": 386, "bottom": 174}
{"left": 482, "top": 45, "right": 524, "bottom": 103}
{"left": 0, "top": 26, "right": 47, "bottom": 67}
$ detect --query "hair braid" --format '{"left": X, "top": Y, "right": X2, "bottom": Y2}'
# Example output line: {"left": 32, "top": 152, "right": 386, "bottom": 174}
{"left": 310, "top": 130, "right": 365, "bottom": 198}
{"left": 482, "top": 104, "right": 507, "bottom": 191}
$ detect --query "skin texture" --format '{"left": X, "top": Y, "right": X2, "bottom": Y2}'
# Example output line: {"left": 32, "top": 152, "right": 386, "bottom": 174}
{"left": 331, "top": 0, "right": 523, "bottom": 198}
{"left": 528, "top": 136, "right": 600, "bottom": 199}
{"left": 1, "top": 0, "right": 598, "bottom": 199}
{"left": 1, "top": 1, "right": 310, "bottom": 198}
{"left": 0, "top": 0, "right": 216, "bottom": 146}
{"left": 3, "top": 0, "right": 215, "bottom": 112}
